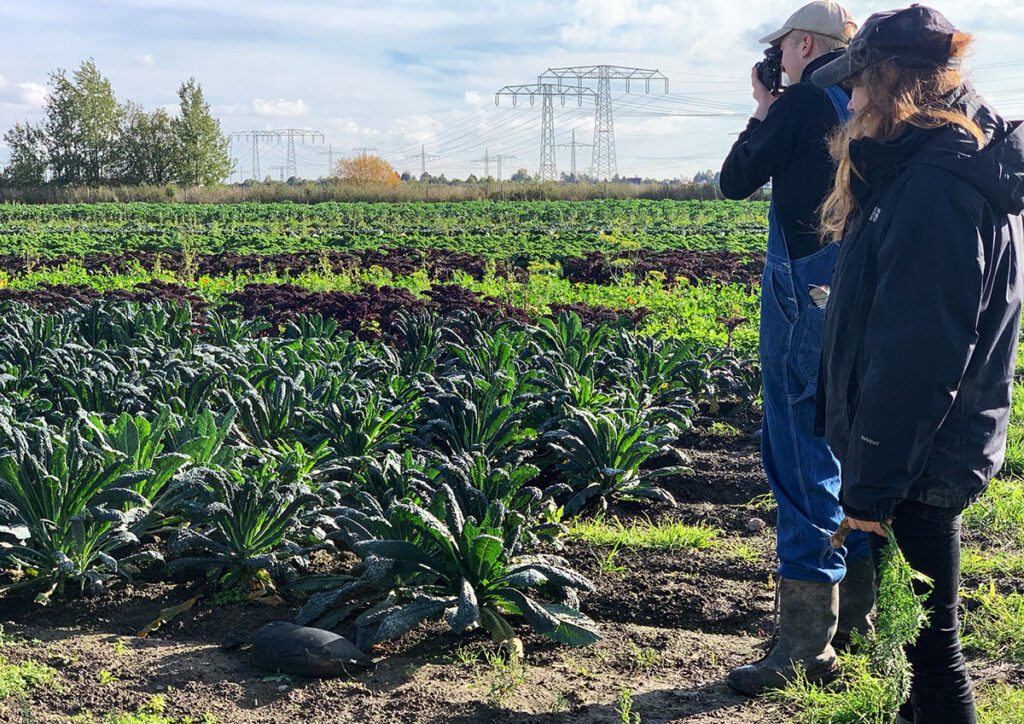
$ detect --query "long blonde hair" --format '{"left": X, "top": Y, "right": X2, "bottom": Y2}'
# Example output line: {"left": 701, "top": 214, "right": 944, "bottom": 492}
{"left": 819, "top": 32, "right": 984, "bottom": 241}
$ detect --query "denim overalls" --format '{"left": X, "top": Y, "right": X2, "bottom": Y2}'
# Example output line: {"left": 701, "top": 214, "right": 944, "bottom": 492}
{"left": 760, "top": 84, "right": 871, "bottom": 584}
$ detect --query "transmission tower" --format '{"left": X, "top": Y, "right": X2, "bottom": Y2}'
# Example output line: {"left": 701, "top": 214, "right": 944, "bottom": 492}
{"left": 317, "top": 144, "right": 336, "bottom": 177}
{"left": 269, "top": 165, "right": 287, "bottom": 182}
{"left": 538, "top": 66, "right": 669, "bottom": 180}
{"left": 556, "top": 129, "right": 593, "bottom": 180}
{"left": 473, "top": 149, "right": 516, "bottom": 181}
{"left": 403, "top": 145, "right": 440, "bottom": 177}
{"left": 282, "top": 130, "right": 324, "bottom": 179}
{"left": 229, "top": 131, "right": 278, "bottom": 181}
{"left": 495, "top": 83, "right": 596, "bottom": 183}
{"left": 230, "top": 129, "right": 324, "bottom": 180}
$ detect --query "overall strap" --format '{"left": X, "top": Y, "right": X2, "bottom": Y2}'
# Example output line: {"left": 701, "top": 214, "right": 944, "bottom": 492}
{"left": 823, "top": 84, "right": 853, "bottom": 126}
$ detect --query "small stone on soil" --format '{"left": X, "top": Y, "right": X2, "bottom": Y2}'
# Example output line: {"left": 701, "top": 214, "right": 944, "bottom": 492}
{"left": 745, "top": 518, "right": 766, "bottom": 532}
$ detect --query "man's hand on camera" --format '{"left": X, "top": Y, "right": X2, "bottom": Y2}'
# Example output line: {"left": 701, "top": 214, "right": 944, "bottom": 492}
{"left": 750, "top": 66, "right": 780, "bottom": 121}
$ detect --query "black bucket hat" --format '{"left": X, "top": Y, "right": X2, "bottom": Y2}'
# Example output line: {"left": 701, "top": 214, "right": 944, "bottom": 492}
{"left": 811, "top": 4, "right": 959, "bottom": 88}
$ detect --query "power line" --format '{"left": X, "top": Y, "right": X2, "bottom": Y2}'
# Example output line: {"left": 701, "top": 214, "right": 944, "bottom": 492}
{"left": 471, "top": 149, "right": 516, "bottom": 181}
{"left": 229, "top": 129, "right": 323, "bottom": 181}
{"left": 402, "top": 145, "right": 440, "bottom": 177}
{"left": 537, "top": 65, "right": 669, "bottom": 179}
{"left": 556, "top": 128, "right": 592, "bottom": 178}
{"left": 494, "top": 82, "right": 597, "bottom": 182}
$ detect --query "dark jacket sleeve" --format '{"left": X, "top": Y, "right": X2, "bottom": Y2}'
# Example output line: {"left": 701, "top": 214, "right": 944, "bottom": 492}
{"left": 719, "top": 85, "right": 815, "bottom": 199}
{"left": 840, "top": 171, "right": 984, "bottom": 521}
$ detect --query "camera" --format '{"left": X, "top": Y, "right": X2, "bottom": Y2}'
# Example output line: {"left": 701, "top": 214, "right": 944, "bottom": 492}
{"left": 756, "top": 46, "right": 784, "bottom": 94}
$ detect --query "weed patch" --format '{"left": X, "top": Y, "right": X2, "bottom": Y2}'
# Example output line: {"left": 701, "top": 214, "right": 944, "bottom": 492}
{"left": 0, "top": 655, "right": 56, "bottom": 701}
{"left": 569, "top": 515, "right": 719, "bottom": 551}
{"left": 964, "top": 478, "right": 1024, "bottom": 549}
{"left": 1000, "top": 382, "right": 1024, "bottom": 476}
{"left": 960, "top": 547, "right": 1024, "bottom": 578}
{"left": 961, "top": 584, "right": 1024, "bottom": 662}
{"left": 977, "top": 682, "right": 1024, "bottom": 724}
{"left": 481, "top": 651, "right": 527, "bottom": 707}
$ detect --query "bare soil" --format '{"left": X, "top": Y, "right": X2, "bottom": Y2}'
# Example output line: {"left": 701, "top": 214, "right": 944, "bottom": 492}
{"left": 1, "top": 415, "right": 1019, "bottom": 723}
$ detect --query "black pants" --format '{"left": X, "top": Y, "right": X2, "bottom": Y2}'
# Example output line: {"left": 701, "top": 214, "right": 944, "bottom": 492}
{"left": 868, "top": 499, "right": 977, "bottom": 724}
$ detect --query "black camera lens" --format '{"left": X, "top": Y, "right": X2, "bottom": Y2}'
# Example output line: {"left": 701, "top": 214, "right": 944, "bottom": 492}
{"left": 756, "top": 46, "right": 784, "bottom": 94}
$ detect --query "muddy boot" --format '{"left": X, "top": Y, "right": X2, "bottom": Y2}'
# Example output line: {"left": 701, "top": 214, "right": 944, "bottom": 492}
{"left": 726, "top": 577, "right": 839, "bottom": 696}
{"left": 833, "top": 554, "right": 876, "bottom": 652}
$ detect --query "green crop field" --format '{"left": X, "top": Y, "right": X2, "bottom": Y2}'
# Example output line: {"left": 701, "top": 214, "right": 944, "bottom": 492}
{"left": 0, "top": 200, "right": 1020, "bottom": 724}
{"left": 0, "top": 199, "right": 769, "bottom": 257}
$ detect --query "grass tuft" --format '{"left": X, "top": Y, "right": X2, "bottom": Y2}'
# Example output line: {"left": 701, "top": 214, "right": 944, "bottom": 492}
{"left": 999, "top": 381, "right": 1024, "bottom": 476}
{"left": 569, "top": 515, "right": 719, "bottom": 551}
{"left": 977, "top": 682, "right": 1024, "bottom": 724}
{"left": 961, "top": 584, "right": 1024, "bottom": 662}
{"left": 963, "top": 478, "right": 1024, "bottom": 549}
{"left": 0, "top": 655, "right": 57, "bottom": 701}
{"left": 960, "top": 547, "right": 1024, "bottom": 578}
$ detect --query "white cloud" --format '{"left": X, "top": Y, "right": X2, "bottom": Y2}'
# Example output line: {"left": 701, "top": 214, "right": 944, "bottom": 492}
{"left": 212, "top": 103, "right": 249, "bottom": 116}
{"left": 2, "top": 0, "right": 1023, "bottom": 179}
{"left": 387, "top": 113, "right": 445, "bottom": 146}
{"left": 252, "top": 98, "right": 309, "bottom": 117}
{"left": 15, "top": 82, "right": 46, "bottom": 108}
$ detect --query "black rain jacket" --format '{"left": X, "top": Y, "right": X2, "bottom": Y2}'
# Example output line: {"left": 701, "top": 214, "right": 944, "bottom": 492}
{"left": 720, "top": 50, "right": 847, "bottom": 260}
{"left": 816, "top": 84, "right": 1024, "bottom": 521}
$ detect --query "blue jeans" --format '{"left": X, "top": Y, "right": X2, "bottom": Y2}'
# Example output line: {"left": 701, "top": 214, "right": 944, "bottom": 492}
{"left": 761, "top": 207, "right": 871, "bottom": 583}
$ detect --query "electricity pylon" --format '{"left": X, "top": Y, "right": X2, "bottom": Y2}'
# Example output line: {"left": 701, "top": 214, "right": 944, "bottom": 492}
{"left": 317, "top": 144, "right": 335, "bottom": 177}
{"left": 538, "top": 66, "right": 669, "bottom": 180}
{"left": 473, "top": 149, "right": 516, "bottom": 181}
{"left": 557, "top": 129, "right": 592, "bottom": 180}
{"left": 229, "top": 129, "right": 324, "bottom": 180}
{"left": 495, "top": 83, "right": 596, "bottom": 182}
{"left": 229, "top": 131, "right": 279, "bottom": 181}
{"left": 281, "top": 130, "right": 323, "bottom": 178}
{"left": 403, "top": 145, "right": 440, "bottom": 177}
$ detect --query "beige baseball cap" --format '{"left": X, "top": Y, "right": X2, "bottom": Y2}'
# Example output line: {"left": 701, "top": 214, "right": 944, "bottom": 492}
{"left": 758, "top": 1, "right": 856, "bottom": 45}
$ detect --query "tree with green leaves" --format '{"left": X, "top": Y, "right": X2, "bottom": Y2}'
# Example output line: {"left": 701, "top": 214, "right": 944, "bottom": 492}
{"left": 1, "top": 61, "right": 232, "bottom": 188}
{"left": 173, "top": 78, "right": 232, "bottom": 187}
{"left": 43, "top": 60, "right": 123, "bottom": 185}
{"left": 115, "top": 103, "right": 180, "bottom": 185}
{"left": 2, "top": 122, "right": 47, "bottom": 186}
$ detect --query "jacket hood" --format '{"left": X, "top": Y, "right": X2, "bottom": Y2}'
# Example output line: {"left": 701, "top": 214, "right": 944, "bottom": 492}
{"left": 921, "top": 84, "right": 1024, "bottom": 214}
{"left": 849, "top": 84, "right": 1024, "bottom": 214}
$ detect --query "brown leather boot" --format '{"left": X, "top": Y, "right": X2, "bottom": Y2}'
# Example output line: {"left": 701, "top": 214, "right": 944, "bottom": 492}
{"left": 726, "top": 577, "right": 839, "bottom": 696}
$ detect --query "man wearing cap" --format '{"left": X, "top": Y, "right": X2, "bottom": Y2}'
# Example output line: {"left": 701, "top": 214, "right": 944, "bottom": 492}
{"left": 719, "top": 1, "right": 875, "bottom": 696}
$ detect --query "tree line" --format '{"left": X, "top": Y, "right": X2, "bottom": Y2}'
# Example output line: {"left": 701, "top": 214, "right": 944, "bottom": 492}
{"left": 3, "top": 60, "right": 232, "bottom": 188}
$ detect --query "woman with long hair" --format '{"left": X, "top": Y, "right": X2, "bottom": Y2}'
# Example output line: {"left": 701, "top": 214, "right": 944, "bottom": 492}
{"left": 811, "top": 6, "right": 1024, "bottom": 723}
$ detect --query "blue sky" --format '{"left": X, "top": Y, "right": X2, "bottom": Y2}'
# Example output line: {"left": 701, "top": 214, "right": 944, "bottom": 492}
{"left": 2, "top": 0, "right": 1023, "bottom": 180}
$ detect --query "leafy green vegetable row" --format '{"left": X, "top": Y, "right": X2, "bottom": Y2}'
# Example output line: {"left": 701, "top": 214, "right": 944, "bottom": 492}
{"left": 0, "top": 301, "right": 757, "bottom": 651}
{"left": 0, "top": 199, "right": 768, "bottom": 259}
